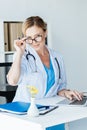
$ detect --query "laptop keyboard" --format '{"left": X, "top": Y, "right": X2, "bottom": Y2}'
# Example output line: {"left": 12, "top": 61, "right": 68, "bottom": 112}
{"left": 69, "top": 96, "right": 87, "bottom": 105}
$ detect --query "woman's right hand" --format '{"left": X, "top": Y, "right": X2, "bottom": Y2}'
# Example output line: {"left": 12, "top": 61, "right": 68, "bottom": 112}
{"left": 14, "top": 37, "right": 26, "bottom": 55}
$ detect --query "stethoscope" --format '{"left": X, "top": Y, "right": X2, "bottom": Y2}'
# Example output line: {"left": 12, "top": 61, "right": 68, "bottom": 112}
{"left": 25, "top": 49, "right": 61, "bottom": 79}
{"left": 55, "top": 57, "right": 61, "bottom": 79}
{"left": 25, "top": 49, "right": 37, "bottom": 72}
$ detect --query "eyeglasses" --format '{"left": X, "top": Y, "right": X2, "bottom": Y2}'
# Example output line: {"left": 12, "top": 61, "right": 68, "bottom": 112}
{"left": 24, "top": 34, "right": 43, "bottom": 44}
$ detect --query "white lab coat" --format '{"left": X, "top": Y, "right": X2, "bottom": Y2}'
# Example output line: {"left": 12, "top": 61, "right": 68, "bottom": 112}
{"left": 13, "top": 44, "right": 67, "bottom": 102}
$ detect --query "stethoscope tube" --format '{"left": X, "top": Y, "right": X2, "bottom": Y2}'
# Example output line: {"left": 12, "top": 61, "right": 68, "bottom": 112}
{"left": 25, "top": 49, "right": 36, "bottom": 60}
{"left": 55, "top": 58, "right": 61, "bottom": 79}
{"left": 25, "top": 49, "right": 37, "bottom": 72}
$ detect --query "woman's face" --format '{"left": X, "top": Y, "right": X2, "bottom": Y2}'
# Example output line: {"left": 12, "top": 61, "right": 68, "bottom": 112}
{"left": 25, "top": 25, "right": 47, "bottom": 51}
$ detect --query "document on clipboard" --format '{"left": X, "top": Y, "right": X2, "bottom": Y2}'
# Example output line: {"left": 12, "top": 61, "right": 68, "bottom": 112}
{"left": 39, "top": 105, "right": 59, "bottom": 115}
{"left": 57, "top": 95, "right": 87, "bottom": 107}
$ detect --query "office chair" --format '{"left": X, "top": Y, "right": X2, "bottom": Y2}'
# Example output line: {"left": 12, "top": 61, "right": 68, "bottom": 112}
{"left": 0, "top": 88, "right": 16, "bottom": 103}
{"left": 0, "top": 62, "right": 17, "bottom": 103}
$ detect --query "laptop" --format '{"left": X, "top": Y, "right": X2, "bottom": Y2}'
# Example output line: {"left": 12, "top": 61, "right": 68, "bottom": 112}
{"left": 57, "top": 95, "right": 87, "bottom": 107}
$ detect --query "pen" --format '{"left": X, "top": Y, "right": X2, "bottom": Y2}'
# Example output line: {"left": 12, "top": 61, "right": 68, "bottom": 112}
{"left": 38, "top": 106, "right": 50, "bottom": 111}
{"left": 39, "top": 105, "right": 59, "bottom": 115}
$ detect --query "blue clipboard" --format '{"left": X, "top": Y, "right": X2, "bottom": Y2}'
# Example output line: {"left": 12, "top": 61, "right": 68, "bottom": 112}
{"left": 0, "top": 101, "right": 50, "bottom": 115}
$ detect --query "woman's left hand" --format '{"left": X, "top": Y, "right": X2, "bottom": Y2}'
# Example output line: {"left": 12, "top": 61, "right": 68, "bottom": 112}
{"left": 64, "top": 89, "right": 83, "bottom": 101}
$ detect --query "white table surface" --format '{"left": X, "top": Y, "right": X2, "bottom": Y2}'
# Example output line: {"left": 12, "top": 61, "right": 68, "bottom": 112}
{"left": 0, "top": 96, "right": 87, "bottom": 130}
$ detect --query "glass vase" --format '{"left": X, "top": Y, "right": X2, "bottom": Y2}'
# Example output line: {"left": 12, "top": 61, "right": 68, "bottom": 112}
{"left": 27, "top": 97, "right": 39, "bottom": 117}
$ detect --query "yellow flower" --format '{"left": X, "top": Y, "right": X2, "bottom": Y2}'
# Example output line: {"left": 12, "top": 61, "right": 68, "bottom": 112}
{"left": 27, "top": 86, "right": 38, "bottom": 97}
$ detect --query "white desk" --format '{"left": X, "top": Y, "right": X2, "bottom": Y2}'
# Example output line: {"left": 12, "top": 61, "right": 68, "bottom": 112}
{"left": 0, "top": 96, "right": 87, "bottom": 130}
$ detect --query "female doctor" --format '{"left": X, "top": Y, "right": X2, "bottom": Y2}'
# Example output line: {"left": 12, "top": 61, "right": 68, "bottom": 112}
{"left": 7, "top": 16, "right": 82, "bottom": 102}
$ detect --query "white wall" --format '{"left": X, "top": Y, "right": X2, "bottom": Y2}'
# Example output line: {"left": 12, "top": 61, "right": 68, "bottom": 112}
{"left": 50, "top": 0, "right": 87, "bottom": 92}
{"left": 0, "top": 0, "right": 87, "bottom": 129}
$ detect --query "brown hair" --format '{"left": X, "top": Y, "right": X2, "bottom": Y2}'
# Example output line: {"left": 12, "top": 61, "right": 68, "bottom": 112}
{"left": 22, "top": 16, "right": 47, "bottom": 36}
